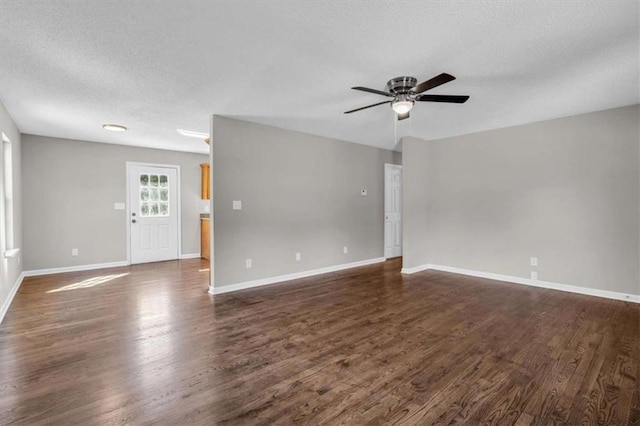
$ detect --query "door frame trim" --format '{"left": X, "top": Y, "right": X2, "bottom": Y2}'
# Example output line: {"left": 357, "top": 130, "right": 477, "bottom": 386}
{"left": 384, "top": 163, "right": 403, "bottom": 259}
{"left": 125, "top": 161, "right": 182, "bottom": 265}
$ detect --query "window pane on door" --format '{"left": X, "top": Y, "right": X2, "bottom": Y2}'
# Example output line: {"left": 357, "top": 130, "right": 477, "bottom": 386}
{"left": 139, "top": 172, "right": 169, "bottom": 217}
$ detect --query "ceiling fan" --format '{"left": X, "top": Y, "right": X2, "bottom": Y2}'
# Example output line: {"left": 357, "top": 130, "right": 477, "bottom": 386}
{"left": 344, "top": 73, "right": 469, "bottom": 120}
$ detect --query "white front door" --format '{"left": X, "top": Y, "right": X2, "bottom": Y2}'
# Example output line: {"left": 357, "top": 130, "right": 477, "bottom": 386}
{"left": 128, "top": 163, "right": 179, "bottom": 264}
{"left": 384, "top": 164, "right": 402, "bottom": 259}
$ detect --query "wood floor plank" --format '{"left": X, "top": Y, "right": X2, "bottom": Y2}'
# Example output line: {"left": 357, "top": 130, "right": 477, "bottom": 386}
{"left": 0, "top": 258, "right": 638, "bottom": 425}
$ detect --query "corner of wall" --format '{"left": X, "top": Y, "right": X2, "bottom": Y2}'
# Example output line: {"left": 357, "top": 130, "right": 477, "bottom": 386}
{"left": 209, "top": 114, "right": 215, "bottom": 291}
{"left": 400, "top": 136, "right": 431, "bottom": 272}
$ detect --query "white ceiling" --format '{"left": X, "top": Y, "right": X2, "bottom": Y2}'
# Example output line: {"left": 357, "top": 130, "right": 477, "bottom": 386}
{"left": 0, "top": 1, "right": 638, "bottom": 154}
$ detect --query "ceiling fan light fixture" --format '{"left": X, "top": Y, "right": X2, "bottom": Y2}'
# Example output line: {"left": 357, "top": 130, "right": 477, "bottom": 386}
{"left": 345, "top": 73, "right": 468, "bottom": 116}
{"left": 391, "top": 99, "right": 414, "bottom": 114}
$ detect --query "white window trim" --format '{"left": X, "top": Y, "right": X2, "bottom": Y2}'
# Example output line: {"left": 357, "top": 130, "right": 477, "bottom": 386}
{"left": 2, "top": 132, "right": 17, "bottom": 258}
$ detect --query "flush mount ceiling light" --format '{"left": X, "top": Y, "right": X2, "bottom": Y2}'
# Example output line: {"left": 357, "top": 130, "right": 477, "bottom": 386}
{"left": 103, "top": 124, "right": 127, "bottom": 132}
{"left": 177, "top": 129, "right": 209, "bottom": 138}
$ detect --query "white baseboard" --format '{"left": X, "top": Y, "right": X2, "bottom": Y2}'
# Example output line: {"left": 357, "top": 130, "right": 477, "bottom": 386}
{"left": 400, "top": 264, "right": 430, "bottom": 274}
{"left": 23, "top": 261, "right": 129, "bottom": 277}
{"left": 0, "top": 272, "right": 25, "bottom": 323}
{"left": 402, "top": 263, "right": 640, "bottom": 303}
{"left": 180, "top": 253, "right": 201, "bottom": 260}
{"left": 209, "top": 257, "right": 386, "bottom": 295}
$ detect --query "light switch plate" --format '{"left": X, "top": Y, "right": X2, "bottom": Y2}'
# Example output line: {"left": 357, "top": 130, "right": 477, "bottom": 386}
{"left": 233, "top": 200, "right": 242, "bottom": 210}
{"left": 114, "top": 202, "right": 125, "bottom": 210}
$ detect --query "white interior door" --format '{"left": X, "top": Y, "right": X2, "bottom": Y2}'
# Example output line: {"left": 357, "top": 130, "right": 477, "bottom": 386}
{"left": 128, "top": 163, "right": 179, "bottom": 264}
{"left": 384, "top": 164, "right": 402, "bottom": 259}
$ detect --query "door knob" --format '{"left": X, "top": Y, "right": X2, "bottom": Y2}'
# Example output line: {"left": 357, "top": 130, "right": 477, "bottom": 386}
{"left": 132, "top": 219, "right": 137, "bottom": 223}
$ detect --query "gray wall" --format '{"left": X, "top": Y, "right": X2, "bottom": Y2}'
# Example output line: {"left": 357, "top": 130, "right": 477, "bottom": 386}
{"left": 22, "top": 135, "right": 209, "bottom": 270}
{"left": 0, "top": 101, "right": 23, "bottom": 311}
{"left": 402, "top": 105, "right": 640, "bottom": 296}
{"left": 211, "top": 116, "right": 401, "bottom": 288}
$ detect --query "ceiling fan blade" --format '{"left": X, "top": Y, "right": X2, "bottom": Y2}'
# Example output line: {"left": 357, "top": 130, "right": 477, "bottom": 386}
{"left": 397, "top": 111, "right": 410, "bottom": 121}
{"left": 415, "top": 94, "right": 469, "bottom": 103}
{"left": 411, "top": 73, "right": 456, "bottom": 94}
{"left": 344, "top": 100, "right": 392, "bottom": 114}
{"left": 351, "top": 86, "right": 395, "bottom": 97}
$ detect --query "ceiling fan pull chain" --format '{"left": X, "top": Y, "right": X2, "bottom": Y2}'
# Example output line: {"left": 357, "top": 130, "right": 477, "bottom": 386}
{"left": 394, "top": 112, "right": 398, "bottom": 144}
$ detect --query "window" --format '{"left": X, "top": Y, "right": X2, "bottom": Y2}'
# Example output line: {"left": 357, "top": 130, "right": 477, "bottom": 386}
{"left": 2, "top": 132, "right": 14, "bottom": 251}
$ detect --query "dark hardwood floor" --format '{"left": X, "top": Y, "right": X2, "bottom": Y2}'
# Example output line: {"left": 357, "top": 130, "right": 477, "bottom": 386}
{"left": 0, "top": 258, "right": 638, "bottom": 425}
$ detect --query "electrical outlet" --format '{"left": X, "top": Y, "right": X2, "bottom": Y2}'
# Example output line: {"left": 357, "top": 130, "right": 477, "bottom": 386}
{"left": 113, "top": 202, "right": 125, "bottom": 210}
{"left": 343, "top": 246, "right": 348, "bottom": 254}
{"left": 245, "top": 258, "right": 252, "bottom": 269}
{"left": 530, "top": 257, "right": 538, "bottom": 267}
{"left": 233, "top": 200, "right": 242, "bottom": 210}
{"left": 530, "top": 271, "right": 538, "bottom": 280}
{"left": 295, "top": 252, "right": 301, "bottom": 261}
{"left": 71, "top": 248, "right": 78, "bottom": 256}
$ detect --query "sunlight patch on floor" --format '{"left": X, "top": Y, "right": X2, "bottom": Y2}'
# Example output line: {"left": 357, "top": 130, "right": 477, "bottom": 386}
{"left": 47, "top": 273, "right": 130, "bottom": 293}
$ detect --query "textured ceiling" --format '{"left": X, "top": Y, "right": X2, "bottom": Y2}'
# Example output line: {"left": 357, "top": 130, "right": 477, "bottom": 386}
{"left": 0, "top": 1, "right": 638, "bottom": 154}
